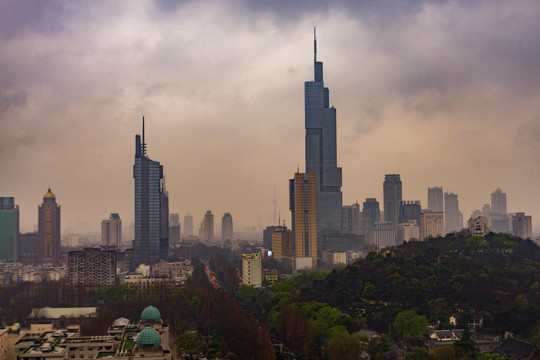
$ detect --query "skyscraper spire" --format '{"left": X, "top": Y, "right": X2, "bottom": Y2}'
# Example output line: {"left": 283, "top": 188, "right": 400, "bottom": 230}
{"left": 141, "top": 116, "right": 147, "bottom": 157}
{"left": 314, "top": 27, "right": 317, "bottom": 79}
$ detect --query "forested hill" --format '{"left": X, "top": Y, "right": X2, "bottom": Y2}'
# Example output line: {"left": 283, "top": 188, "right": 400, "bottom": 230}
{"left": 299, "top": 233, "right": 540, "bottom": 337}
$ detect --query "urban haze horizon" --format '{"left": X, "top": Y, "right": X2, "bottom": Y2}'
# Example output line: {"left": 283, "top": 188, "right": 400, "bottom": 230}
{"left": 2, "top": 1, "right": 540, "bottom": 236}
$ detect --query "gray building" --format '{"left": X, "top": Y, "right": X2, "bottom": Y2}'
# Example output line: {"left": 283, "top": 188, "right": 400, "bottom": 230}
{"left": 0, "top": 197, "right": 18, "bottom": 262}
{"left": 169, "top": 213, "right": 181, "bottom": 245}
{"left": 512, "top": 212, "right": 532, "bottom": 239}
{"left": 222, "top": 213, "right": 233, "bottom": 241}
{"left": 202, "top": 211, "right": 214, "bottom": 243}
{"left": 362, "top": 198, "right": 380, "bottom": 242}
{"left": 183, "top": 214, "right": 193, "bottom": 238}
{"left": 383, "top": 174, "right": 402, "bottom": 228}
{"left": 101, "top": 213, "right": 122, "bottom": 247}
{"left": 427, "top": 186, "right": 444, "bottom": 212}
{"left": 305, "top": 30, "right": 342, "bottom": 243}
{"left": 39, "top": 188, "right": 61, "bottom": 264}
{"left": 133, "top": 117, "right": 163, "bottom": 267}
{"left": 160, "top": 180, "right": 169, "bottom": 259}
{"left": 491, "top": 188, "right": 507, "bottom": 214}
{"left": 399, "top": 201, "right": 421, "bottom": 225}
{"left": 68, "top": 248, "right": 116, "bottom": 286}
{"left": 444, "top": 192, "right": 463, "bottom": 233}
{"left": 342, "top": 203, "right": 361, "bottom": 235}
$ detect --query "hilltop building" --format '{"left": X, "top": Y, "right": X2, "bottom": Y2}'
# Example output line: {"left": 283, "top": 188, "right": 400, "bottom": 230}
{"left": 383, "top": 174, "right": 402, "bottom": 228}
{"left": 38, "top": 188, "right": 61, "bottom": 264}
{"left": 290, "top": 172, "right": 317, "bottom": 269}
{"left": 133, "top": 118, "right": 163, "bottom": 267}
{"left": 362, "top": 198, "right": 380, "bottom": 245}
{"left": 420, "top": 211, "right": 444, "bottom": 240}
{"left": 513, "top": 212, "right": 532, "bottom": 239}
{"left": 444, "top": 192, "right": 463, "bottom": 233}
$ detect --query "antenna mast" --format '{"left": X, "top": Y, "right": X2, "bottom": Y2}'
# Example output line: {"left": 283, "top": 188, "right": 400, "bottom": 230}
{"left": 141, "top": 116, "right": 147, "bottom": 157}
{"left": 314, "top": 27, "right": 317, "bottom": 79}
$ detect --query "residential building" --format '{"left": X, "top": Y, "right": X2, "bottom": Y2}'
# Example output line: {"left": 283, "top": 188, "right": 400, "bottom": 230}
{"left": 101, "top": 213, "right": 122, "bottom": 247}
{"left": 242, "top": 252, "right": 262, "bottom": 288}
{"left": 342, "top": 203, "right": 362, "bottom": 235}
{"left": 444, "top": 192, "right": 463, "bottom": 233}
{"left": 305, "top": 30, "right": 342, "bottom": 242}
{"left": 491, "top": 188, "right": 507, "bottom": 214}
{"left": 67, "top": 248, "right": 116, "bottom": 286}
{"left": 38, "top": 188, "right": 61, "bottom": 264}
{"left": 133, "top": 118, "right": 163, "bottom": 267}
{"left": 513, "top": 212, "right": 532, "bottom": 239}
{"left": 397, "top": 220, "right": 420, "bottom": 243}
{"left": 420, "top": 211, "right": 444, "bottom": 240}
{"left": 222, "top": 212, "right": 233, "bottom": 241}
{"left": 383, "top": 174, "right": 402, "bottom": 228}
{"left": 290, "top": 172, "right": 317, "bottom": 268}
{"left": 427, "top": 186, "right": 444, "bottom": 212}
{"left": 0, "top": 197, "right": 18, "bottom": 262}
{"left": 18, "top": 232, "right": 39, "bottom": 264}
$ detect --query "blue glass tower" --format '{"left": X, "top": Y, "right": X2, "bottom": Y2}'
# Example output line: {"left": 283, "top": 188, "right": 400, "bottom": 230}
{"left": 134, "top": 117, "right": 163, "bottom": 267}
{"left": 305, "top": 29, "right": 343, "bottom": 240}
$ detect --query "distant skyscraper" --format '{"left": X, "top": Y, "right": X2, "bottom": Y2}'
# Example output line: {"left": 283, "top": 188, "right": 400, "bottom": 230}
{"left": 491, "top": 188, "right": 507, "bottom": 214}
{"left": 202, "top": 211, "right": 214, "bottom": 243}
{"left": 362, "top": 198, "right": 380, "bottom": 244}
{"left": 399, "top": 201, "right": 421, "bottom": 225}
{"left": 427, "top": 187, "right": 444, "bottom": 212}
{"left": 68, "top": 248, "right": 116, "bottom": 286}
{"left": 374, "top": 222, "right": 397, "bottom": 249}
{"left": 341, "top": 203, "right": 361, "bottom": 235}
{"left": 159, "top": 180, "right": 169, "bottom": 260}
{"left": 512, "top": 212, "right": 532, "bottom": 239}
{"left": 183, "top": 214, "right": 193, "bottom": 237}
{"left": 383, "top": 174, "right": 402, "bottom": 228}
{"left": 169, "top": 213, "right": 180, "bottom": 245}
{"left": 0, "top": 197, "right": 19, "bottom": 262}
{"left": 133, "top": 117, "right": 163, "bottom": 267}
{"left": 221, "top": 213, "right": 233, "bottom": 241}
{"left": 290, "top": 172, "right": 317, "bottom": 268}
{"left": 101, "top": 213, "right": 122, "bottom": 247}
{"left": 38, "top": 188, "right": 61, "bottom": 264}
{"left": 444, "top": 192, "right": 463, "bottom": 233}
{"left": 305, "top": 29, "right": 342, "bottom": 242}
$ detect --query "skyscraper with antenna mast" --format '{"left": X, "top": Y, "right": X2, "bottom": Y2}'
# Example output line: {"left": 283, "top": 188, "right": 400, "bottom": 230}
{"left": 305, "top": 28, "right": 343, "bottom": 245}
{"left": 133, "top": 117, "right": 163, "bottom": 267}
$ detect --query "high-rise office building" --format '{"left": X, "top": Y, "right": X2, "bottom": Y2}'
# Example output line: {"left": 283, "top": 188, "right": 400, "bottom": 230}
{"left": 38, "top": 188, "right": 61, "bottom": 264}
{"left": 341, "top": 203, "right": 361, "bottom": 235}
{"left": 383, "top": 174, "right": 402, "bottom": 228}
{"left": 512, "top": 212, "right": 532, "bottom": 239}
{"left": 242, "top": 252, "right": 262, "bottom": 288}
{"left": 0, "top": 197, "right": 19, "bottom": 262}
{"left": 221, "top": 213, "right": 233, "bottom": 241}
{"left": 169, "top": 213, "right": 180, "bottom": 245}
{"left": 420, "top": 211, "right": 444, "bottom": 240}
{"left": 444, "top": 192, "right": 463, "bottom": 233}
{"left": 160, "top": 180, "right": 169, "bottom": 260}
{"left": 427, "top": 187, "right": 444, "bottom": 212}
{"left": 68, "top": 248, "right": 116, "bottom": 286}
{"left": 202, "top": 211, "right": 214, "bottom": 243}
{"left": 305, "top": 30, "right": 342, "bottom": 241}
{"left": 271, "top": 226, "right": 293, "bottom": 263}
{"left": 290, "top": 172, "right": 317, "bottom": 268}
{"left": 183, "top": 214, "right": 193, "bottom": 238}
{"left": 133, "top": 117, "right": 163, "bottom": 267}
{"left": 101, "top": 213, "right": 122, "bottom": 247}
{"left": 491, "top": 188, "right": 507, "bottom": 214}
{"left": 362, "top": 198, "right": 380, "bottom": 244}
{"left": 399, "top": 201, "right": 421, "bottom": 225}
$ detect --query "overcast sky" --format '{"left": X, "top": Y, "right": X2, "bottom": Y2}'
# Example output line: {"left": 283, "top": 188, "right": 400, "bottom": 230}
{"left": 2, "top": 0, "right": 540, "bottom": 236}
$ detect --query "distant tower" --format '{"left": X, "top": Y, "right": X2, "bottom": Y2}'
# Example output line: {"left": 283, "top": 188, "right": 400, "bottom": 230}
{"left": 362, "top": 198, "right": 380, "bottom": 244}
{"left": 305, "top": 29, "right": 342, "bottom": 243}
{"left": 160, "top": 178, "right": 169, "bottom": 260}
{"left": 101, "top": 213, "right": 122, "bottom": 247}
{"left": 0, "top": 197, "right": 19, "bottom": 262}
{"left": 290, "top": 171, "right": 317, "bottom": 269}
{"left": 202, "top": 211, "right": 214, "bottom": 243}
{"left": 272, "top": 189, "right": 278, "bottom": 226}
{"left": 133, "top": 117, "right": 163, "bottom": 267}
{"left": 427, "top": 187, "right": 444, "bottom": 212}
{"left": 169, "top": 213, "right": 181, "bottom": 245}
{"left": 399, "top": 201, "right": 421, "bottom": 225}
{"left": 38, "top": 188, "right": 61, "bottom": 264}
{"left": 512, "top": 212, "right": 532, "bottom": 239}
{"left": 221, "top": 213, "right": 233, "bottom": 241}
{"left": 383, "top": 174, "right": 402, "bottom": 228}
{"left": 444, "top": 192, "right": 463, "bottom": 233}
{"left": 183, "top": 214, "right": 193, "bottom": 237}
{"left": 491, "top": 188, "right": 507, "bottom": 214}
{"left": 341, "top": 202, "right": 361, "bottom": 235}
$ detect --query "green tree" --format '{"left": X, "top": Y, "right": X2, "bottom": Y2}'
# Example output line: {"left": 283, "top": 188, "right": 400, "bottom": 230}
{"left": 405, "top": 347, "right": 428, "bottom": 360}
{"left": 176, "top": 331, "right": 205, "bottom": 360}
{"left": 393, "top": 310, "right": 428, "bottom": 343}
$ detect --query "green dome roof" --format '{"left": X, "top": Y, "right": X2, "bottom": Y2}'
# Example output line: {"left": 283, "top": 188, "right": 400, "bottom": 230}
{"left": 141, "top": 305, "right": 161, "bottom": 321}
{"left": 136, "top": 327, "right": 161, "bottom": 347}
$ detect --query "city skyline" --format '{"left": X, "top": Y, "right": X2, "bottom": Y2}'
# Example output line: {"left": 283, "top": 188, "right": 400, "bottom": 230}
{"left": 2, "top": 1, "right": 540, "bottom": 236}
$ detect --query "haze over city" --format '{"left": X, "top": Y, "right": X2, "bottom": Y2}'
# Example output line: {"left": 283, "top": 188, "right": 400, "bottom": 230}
{"left": 1, "top": 1, "right": 539, "bottom": 235}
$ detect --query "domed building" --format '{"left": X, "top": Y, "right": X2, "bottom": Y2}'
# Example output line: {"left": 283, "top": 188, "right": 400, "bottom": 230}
{"left": 139, "top": 305, "right": 169, "bottom": 350}
{"left": 38, "top": 188, "right": 61, "bottom": 264}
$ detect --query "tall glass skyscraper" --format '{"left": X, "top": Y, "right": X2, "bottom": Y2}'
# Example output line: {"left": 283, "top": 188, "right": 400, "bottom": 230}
{"left": 305, "top": 29, "right": 342, "bottom": 239}
{"left": 133, "top": 118, "right": 163, "bottom": 267}
{"left": 0, "top": 197, "right": 19, "bottom": 262}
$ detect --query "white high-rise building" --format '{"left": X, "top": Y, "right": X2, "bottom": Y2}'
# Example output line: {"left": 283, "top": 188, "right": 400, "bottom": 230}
{"left": 101, "top": 213, "right": 122, "bottom": 247}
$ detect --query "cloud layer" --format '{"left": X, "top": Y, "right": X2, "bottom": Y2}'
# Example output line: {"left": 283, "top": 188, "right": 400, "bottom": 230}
{"left": 2, "top": 0, "right": 540, "bottom": 235}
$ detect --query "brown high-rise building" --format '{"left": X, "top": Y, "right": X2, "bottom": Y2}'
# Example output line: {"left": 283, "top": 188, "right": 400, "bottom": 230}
{"left": 38, "top": 188, "right": 61, "bottom": 264}
{"left": 290, "top": 172, "right": 317, "bottom": 268}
